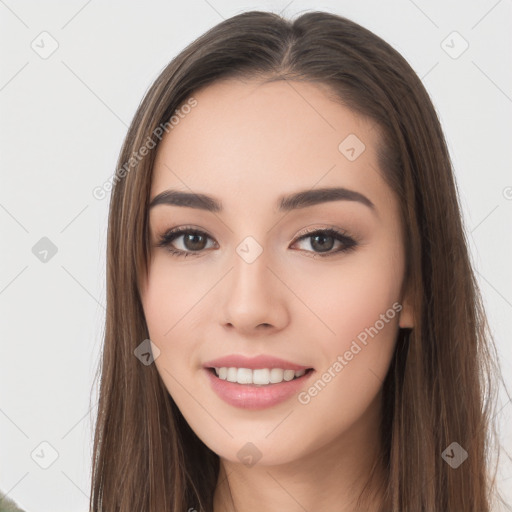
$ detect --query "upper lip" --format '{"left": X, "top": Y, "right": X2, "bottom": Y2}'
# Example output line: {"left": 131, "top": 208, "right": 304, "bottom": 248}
{"left": 203, "top": 354, "right": 313, "bottom": 371}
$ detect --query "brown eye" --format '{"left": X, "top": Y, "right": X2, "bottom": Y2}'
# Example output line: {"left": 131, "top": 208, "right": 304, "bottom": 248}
{"left": 292, "top": 228, "right": 357, "bottom": 257}
{"left": 309, "top": 232, "right": 336, "bottom": 253}
{"left": 156, "top": 228, "right": 216, "bottom": 258}
{"left": 182, "top": 232, "right": 208, "bottom": 251}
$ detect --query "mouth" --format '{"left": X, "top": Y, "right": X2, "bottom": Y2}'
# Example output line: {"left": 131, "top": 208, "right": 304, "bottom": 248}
{"left": 204, "top": 365, "right": 316, "bottom": 409}
{"left": 202, "top": 354, "right": 316, "bottom": 409}
{"left": 206, "top": 366, "right": 315, "bottom": 386}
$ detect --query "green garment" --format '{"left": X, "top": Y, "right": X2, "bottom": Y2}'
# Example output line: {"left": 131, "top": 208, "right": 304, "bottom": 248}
{"left": 0, "top": 491, "right": 25, "bottom": 512}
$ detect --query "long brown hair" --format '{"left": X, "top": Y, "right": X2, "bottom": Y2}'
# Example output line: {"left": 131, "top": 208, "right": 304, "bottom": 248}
{"left": 89, "top": 10, "right": 510, "bottom": 511}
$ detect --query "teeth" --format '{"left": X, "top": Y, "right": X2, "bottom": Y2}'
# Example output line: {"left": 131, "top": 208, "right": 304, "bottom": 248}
{"left": 213, "top": 367, "right": 308, "bottom": 385}
{"left": 252, "top": 368, "right": 270, "bottom": 385}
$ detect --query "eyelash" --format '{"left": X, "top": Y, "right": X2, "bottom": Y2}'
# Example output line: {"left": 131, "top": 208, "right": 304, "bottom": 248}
{"left": 155, "top": 225, "right": 358, "bottom": 259}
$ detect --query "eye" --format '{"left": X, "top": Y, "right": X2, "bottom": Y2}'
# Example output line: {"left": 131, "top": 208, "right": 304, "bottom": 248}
{"left": 155, "top": 226, "right": 357, "bottom": 258}
{"left": 155, "top": 226, "right": 216, "bottom": 258}
{"left": 291, "top": 227, "right": 357, "bottom": 258}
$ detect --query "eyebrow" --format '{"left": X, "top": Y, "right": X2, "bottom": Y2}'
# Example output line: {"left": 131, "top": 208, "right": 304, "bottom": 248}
{"left": 148, "top": 187, "right": 376, "bottom": 213}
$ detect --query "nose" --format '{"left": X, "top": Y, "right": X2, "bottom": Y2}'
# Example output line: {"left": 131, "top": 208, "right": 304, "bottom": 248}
{"left": 220, "top": 247, "right": 289, "bottom": 335}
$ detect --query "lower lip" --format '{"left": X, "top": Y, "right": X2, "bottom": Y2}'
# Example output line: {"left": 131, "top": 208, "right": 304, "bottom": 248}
{"left": 204, "top": 368, "right": 315, "bottom": 410}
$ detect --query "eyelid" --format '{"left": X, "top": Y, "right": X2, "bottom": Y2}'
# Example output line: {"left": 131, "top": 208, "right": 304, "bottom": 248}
{"left": 294, "top": 224, "right": 351, "bottom": 239}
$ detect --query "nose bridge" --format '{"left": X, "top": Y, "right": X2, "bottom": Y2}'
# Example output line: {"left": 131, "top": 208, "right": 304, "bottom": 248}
{"left": 221, "top": 233, "right": 287, "bottom": 330}
{"left": 230, "top": 234, "right": 273, "bottom": 302}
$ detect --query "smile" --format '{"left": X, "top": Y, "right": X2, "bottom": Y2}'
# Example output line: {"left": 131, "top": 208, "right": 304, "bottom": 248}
{"left": 205, "top": 367, "right": 315, "bottom": 409}
{"left": 211, "top": 367, "right": 311, "bottom": 385}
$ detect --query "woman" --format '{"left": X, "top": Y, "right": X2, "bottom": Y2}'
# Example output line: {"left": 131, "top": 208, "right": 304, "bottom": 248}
{"left": 90, "top": 10, "right": 509, "bottom": 511}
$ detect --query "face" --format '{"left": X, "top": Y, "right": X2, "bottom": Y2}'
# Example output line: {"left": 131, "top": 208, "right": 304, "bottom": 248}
{"left": 139, "top": 78, "right": 414, "bottom": 467}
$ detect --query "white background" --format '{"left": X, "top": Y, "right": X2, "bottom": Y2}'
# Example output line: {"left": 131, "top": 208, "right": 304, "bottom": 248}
{"left": 1, "top": 1, "right": 511, "bottom": 511}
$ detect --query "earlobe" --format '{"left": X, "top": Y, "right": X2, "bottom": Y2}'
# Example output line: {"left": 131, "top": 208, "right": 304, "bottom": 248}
{"left": 399, "top": 306, "right": 414, "bottom": 329}
{"left": 396, "top": 271, "right": 415, "bottom": 329}
{"left": 398, "top": 294, "right": 414, "bottom": 329}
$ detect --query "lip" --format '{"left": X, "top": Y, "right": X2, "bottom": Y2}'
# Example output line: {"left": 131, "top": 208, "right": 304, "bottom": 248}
{"left": 202, "top": 354, "right": 312, "bottom": 371}
{"left": 204, "top": 367, "right": 315, "bottom": 410}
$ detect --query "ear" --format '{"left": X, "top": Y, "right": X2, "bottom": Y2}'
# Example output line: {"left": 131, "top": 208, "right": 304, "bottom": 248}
{"left": 398, "top": 282, "right": 415, "bottom": 329}
{"left": 399, "top": 301, "right": 414, "bottom": 328}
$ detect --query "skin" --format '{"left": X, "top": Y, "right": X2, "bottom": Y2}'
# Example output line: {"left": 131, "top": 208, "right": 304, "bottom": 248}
{"left": 139, "top": 78, "right": 414, "bottom": 512}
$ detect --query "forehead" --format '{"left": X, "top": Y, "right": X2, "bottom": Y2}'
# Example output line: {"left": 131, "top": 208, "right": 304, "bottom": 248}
{"left": 151, "top": 78, "right": 390, "bottom": 212}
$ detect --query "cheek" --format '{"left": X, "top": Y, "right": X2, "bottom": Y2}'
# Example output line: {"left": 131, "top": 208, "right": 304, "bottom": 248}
{"left": 140, "top": 257, "right": 220, "bottom": 403}
{"left": 290, "top": 256, "right": 402, "bottom": 442}
{"left": 140, "top": 260, "right": 199, "bottom": 371}
{"left": 289, "top": 236, "right": 404, "bottom": 383}
{"left": 296, "top": 255, "right": 402, "bottom": 344}
{"left": 142, "top": 256, "right": 209, "bottom": 337}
